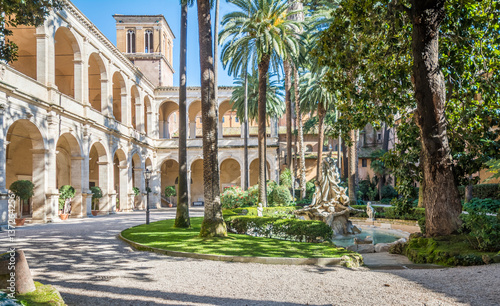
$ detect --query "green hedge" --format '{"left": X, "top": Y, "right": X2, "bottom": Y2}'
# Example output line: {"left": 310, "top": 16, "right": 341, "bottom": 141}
{"left": 463, "top": 198, "right": 500, "bottom": 214}
{"left": 458, "top": 184, "right": 500, "bottom": 200}
{"left": 225, "top": 216, "right": 333, "bottom": 243}
{"left": 350, "top": 205, "right": 425, "bottom": 220}
{"left": 223, "top": 206, "right": 298, "bottom": 218}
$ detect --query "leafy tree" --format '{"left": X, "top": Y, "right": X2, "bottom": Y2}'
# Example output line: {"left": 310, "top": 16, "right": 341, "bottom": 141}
{"left": 314, "top": 0, "right": 500, "bottom": 236}
{"left": 0, "top": 0, "right": 62, "bottom": 62}
{"left": 220, "top": 0, "right": 301, "bottom": 207}
{"left": 197, "top": 0, "right": 227, "bottom": 237}
{"left": 9, "top": 180, "right": 34, "bottom": 218}
{"left": 229, "top": 69, "right": 285, "bottom": 122}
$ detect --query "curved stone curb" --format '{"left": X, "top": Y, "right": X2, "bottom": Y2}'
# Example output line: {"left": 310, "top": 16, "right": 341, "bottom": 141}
{"left": 118, "top": 233, "right": 362, "bottom": 267}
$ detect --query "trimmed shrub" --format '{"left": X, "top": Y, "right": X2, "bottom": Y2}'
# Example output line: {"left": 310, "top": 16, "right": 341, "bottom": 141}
{"left": 458, "top": 184, "right": 500, "bottom": 200}
{"left": 463, "top": 198, "right": 500, "bottom": 214}
{"left": 90, "top": 186, "right": 103, "bottom": 211}
{"left": 270, "top": 185, "right": 292, "bottom": 206}
{"left": 350, "top": 205, "right": 424, "bottom": 220}
{"left": 164, "top": 186, "right": 176, "bottom": 198}
{"left": 223, "top": 206, "right": 298, "bottom": 218}
{"left": 9, "top": 180, "right": 34, "bottom": 202}
{"left": 225, "top": 216, "right": 333, "bottom": 242}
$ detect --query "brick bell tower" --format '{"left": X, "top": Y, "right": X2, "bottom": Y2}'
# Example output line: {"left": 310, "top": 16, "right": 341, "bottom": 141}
{"left": 113, "top": 14, "right": 175, "bottom": 87}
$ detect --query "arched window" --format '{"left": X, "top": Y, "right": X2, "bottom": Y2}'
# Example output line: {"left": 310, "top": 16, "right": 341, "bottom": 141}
{"left": 127, "top": 30, "right": 136, "bottom": 53}
{"left": 145, "top": 30, "right": 153, "bottom": 53}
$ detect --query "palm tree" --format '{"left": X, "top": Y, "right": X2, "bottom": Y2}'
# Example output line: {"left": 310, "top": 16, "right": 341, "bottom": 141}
{"left": 197, "top": 0, "right": 227, "bottom": 237}
{"left": 230, "top": 69, "right": 285, "bottom": 122}
{"left": 299, "top": 68, "right": 334, "bottom": 181}
{"left": 220, "top": 0, "right": 301, "bottom": 206}
{"left": 175, "top": 0, "right": 193, "bottom": 228}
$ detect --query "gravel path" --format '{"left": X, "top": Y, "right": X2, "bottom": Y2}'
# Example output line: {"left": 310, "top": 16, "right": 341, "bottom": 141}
{"left": 1, "top": 208, "right": 499, "bottom": 306}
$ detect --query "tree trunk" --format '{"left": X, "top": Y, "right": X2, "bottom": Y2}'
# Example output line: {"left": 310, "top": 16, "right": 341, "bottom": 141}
{"left": 411, "top": 1, "right": 461, "bottom": 236}
{"left": 348, "top": 130, "right": 359, "bottom": 204}
{"left": 316, "top": 102, "right": 326, "bottom": 181}
{"left": 258, "top": 55, "right": 271, "bottom": 207}
{"left": 175, "top": 2, "right": 190, "bottom": 228}
{"left": 465, "top": 176, "right": 473, "bottom": 203}
{"left": 284, "top": 60, "right": 292, "bottom": 168}
{"left": 293, "top": 67, "right": 306, "bottom": 199}
{"left": 197, "top": 0, "right": 226, "bottom": 237}
{"left": 243, "top": 69, "right": 249, "bottom": 190}
{"left": 378, "top": 123, "right": 390, "bottom": 201}
{"left": 342, "top": 140, "right": 348, "bottom": 179}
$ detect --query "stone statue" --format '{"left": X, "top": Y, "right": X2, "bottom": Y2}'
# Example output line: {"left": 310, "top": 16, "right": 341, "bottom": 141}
{"left": 294, "top": 157, "right": 359, "bottom": 236}
{"left": 257, "top": 203, "right": 263, "bottom": 217}
{"left": 366, "top": 202, "right": 376, "bottom": 220}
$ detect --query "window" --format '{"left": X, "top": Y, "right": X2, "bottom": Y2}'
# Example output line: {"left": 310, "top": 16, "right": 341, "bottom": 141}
{"left": 362, "top": 159, "right": 367, "bottom": 167}
{"left": 127, "top": 30, "right": 136, "bottom": 53}
{"left": 222, "top": 117, "right": 225, "bottom": 123}
{"left": 145, "top": 30, "right": 153, "bottom": 53}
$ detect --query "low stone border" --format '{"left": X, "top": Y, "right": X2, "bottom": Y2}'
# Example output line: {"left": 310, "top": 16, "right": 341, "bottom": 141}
{"left": 118, "top": 233, "right": 362, "bottom": 267}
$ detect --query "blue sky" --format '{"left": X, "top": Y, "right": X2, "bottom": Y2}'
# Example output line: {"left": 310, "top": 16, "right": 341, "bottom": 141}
{"left": 71, "top": 0, "right": 238, "bottom": 86}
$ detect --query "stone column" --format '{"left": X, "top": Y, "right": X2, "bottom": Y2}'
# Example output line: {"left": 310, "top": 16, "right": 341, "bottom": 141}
{"left": 135, "top": 101, "right": 143, "bottom": 133}
{"left": 108, "top": 192, "right": 117, "bottom": 214}
{"left": 134, "top": 166, "right": 144, "bottom": 209}
{"left": 146, "top": 110, "right": 153, "bottom": 137}
{"left": 0, "top": 105, "right": 8, "bottom": 226}
{"left": 187, "top": 168, "right": 192, "bottom": 206}
{"left": 119, "top": 165, "right": 128, "bottom": 212}
{"left": 121, "top": 93, "right": 128, "bottom": 126}
{"left": 97, "top": 161, "right": 109, "bottom": 212}
{"left": 45, "top": 146, "right": 60, "bottom": 223}
{"left": 218, "top": 118, "right": 223, "bottom": 139}
{"left": 81, "top": 191, "right": 92, "bottom": 217}
{"left": 35, "top": 33, "right": 52, "bottom": 86}
{"left": 31, "top": 150, "right": 47, "bottom": 222}
{"left": 101, "top": 79, "right": 109, "bottom": 116}
{"left": 189, "top": 121, "right": 196, "bottom": 139}
{"left": 70, "top": 156, "right": 84, "bottom": 218}
{"left": 82, "top": 129, "right": 91, "bottom": 217}
{"left": 271, "top": 118, "right": 278, "bottom": 138}
{"left": 74, "top": 59, "right": 84, "bottom": 103}
{"left": 153, "top": 170, "right": 162, "bottom": 209}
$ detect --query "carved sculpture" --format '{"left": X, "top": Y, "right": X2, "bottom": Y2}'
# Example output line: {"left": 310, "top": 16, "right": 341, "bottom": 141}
{"left": 294, "top": 157, "right": 359, "bottom": 236}
{"left": 366, "top": 201, "right": 376, "bottom": 220}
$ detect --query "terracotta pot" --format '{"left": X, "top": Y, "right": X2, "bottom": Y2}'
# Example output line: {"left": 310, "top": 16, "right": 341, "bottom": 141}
{"left": 15, "top": 218, "right": 25, "bottom": 226}
{"left": 168, "top": 203, "right": 173, "bottom": 208}
{"left": 59, "top": 214, "right": 69, "bottom": 220}
{"left": 91, "top": 210, "right": 99, "bottom": 216}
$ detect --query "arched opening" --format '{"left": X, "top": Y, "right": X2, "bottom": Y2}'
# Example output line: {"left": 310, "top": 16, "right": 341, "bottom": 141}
{"left": 112, "top": 72, "right": 125, "bottom": 123}
{"left": 144, "top": 96, "right": 152, "bottom": 136}
{"left": 190, "top": 159, "right": 204, "bottom": 204}
{"left": 126, "top": 29, "right": 136, "bottom": 53}
{"left": 158, "top": 101, "right": 179, "bottom": 139}
{"left": 249, "top": 158, "right": 271, "bottom": 187}
{"left": 306, "top": 144, "right": 313, "bottom": 153}
{"left": 89, "top": 142, "right": 108, "bottom": 213}
{"left": 219, "top": 100, "right": 241, "bottom": 138}
{"left": 131, "top": 153, "right": 143, "bottom": 210}
{"left": 188, "top": 100, "right": 202, "bottom": 139}
{"left": 160, "top": 159, "right": 179, "bottom": 206}
{"left": 220, "top": 158, "right": 241, "bottom": 191}
{"left": 88, "top": 53, "right": 106, "bottom": 112}
{"left": 54, "top": 27, "right": 80, "bottom": 98}
{"left": 145, "top": 29, "right": 153, "bottom": 53}
{"left": 6, "top": 120, "right": 45, "bottom": 220}
{"left": 6, "top": 25, "right": 36, "bottom": 79}
{"left": 113, "top": 149, "right": 128, "bottom": 212}
{"left": 131, "top": 85, "right": 139, "bottom": 130}
{"left": 56, "top": 133, "right": 83, "bottom": 217}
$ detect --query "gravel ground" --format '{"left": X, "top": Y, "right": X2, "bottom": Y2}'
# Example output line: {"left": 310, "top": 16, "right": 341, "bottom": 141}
{"left": 1, "top": 208, "right": 499, "bottom": 306}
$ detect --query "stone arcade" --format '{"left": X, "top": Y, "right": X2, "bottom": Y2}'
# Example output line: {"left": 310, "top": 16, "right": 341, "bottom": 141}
{"left": 0, "top": 1, "right": 279, "bottom": 226}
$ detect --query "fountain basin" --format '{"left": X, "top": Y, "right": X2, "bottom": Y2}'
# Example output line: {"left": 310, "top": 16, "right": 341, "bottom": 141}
{"left": 331, "top": 225, "right": 411, "bottom": 253}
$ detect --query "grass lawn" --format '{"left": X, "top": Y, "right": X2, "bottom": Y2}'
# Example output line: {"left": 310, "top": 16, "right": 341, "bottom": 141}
{"left": 121, "top": 217, "right": 355, "bottom": 258}
{"left": 16, "top": 281, "right": 65, "bottom": 305}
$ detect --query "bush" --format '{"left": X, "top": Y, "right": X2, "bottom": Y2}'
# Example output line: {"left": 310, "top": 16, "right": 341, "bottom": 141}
{"left": 418, "top": 217, "right": 426, "bottom": 235}
{"left": 90, "top": 186, "right": 103, "bottom": 211}
{"left": 221, "top": 186, "right": 248, "bottom": 209}
{"left": 133, "top": 187, "right": 140, "bottom": 196}
{"left": 382, "top": 185, "right": 398, "bottom": 199}
{"left": 463, "top": 198, "right": 500, "bottom": 214}
{"left": 295, "top": 198, "right": 312, "bottom": 207}
{"left": 223, "top": 206, "right": 298, "bottom": 218}
{"left": 306, "top": 180, "right": 316, "bottom": 200}
{"left": 225, "top": 216, "right": 333, "bottom": 242}
{"left": 9, "top": 180, "right": 34, "bottom": 201}
{"left": 458, "top": 184, "right": 500, "bottom": 200}
{"left": 164, "top": 186, "right": 176, "bottom": 198}
{"left": 349, "top": 205, "right": 424, "bottom": 220}
{"left": 58, "top": 185, "right": 75, "bottom": 212}
{"left": 270, "top": 185, "right": 292, "bottom": 206}
{"left": 280, "top": 168, "right": 292, "bottom": 188}
{"left": 461, "top": 209, "right": 500, "bottom": 252}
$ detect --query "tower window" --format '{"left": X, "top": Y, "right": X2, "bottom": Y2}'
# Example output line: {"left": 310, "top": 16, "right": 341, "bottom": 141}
{"left": 127, "top": 30, "right": 136, "bottom": 53}
{"left": 145, "top": 30, "right": 153, "bottom": 53}
{"left": 362, "top": 159, "right": 367, "bottom": 167}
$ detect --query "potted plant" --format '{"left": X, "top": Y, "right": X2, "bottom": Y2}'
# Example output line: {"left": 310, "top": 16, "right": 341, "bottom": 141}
{"left": 58, "top": 185, "right": 75, "bottom": 220}
{"left": 90, "top": 186, "right": 102, "bottom": 216}
{"left": 164, "top": 185, "right": 176, "bottom": 208}
{"left": 132, "top": 186, "right": 140, "bottom": 210}
{"left": 9, "top": 180, "right": 34, "bottom": 226}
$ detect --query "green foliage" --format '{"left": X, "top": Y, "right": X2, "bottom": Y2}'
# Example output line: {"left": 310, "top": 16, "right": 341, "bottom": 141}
{"left": 418, "top": 217, "right": 426, "bottom": 236}
{"left": 350, "top": 205, "right": 424, "bottom": 221}
{"left": 382, "top": 185, "right": 398, "bottom": 199}
{"left": 223, "top": 206, "right": 298, "bottom": 218}
{"left": 221, "top": 186, "right": 250, "bottom": 209}
{"left": 58, "top": 185, "right": 75, "bottom": 212}
{"left": 461, "top": 209, "right": 500, "bottom": 252}
{"left": 485, "top": 159, "right": 500, "bottom": 181}
{"left": 358, "top": 177, "right": 378, "bottom": 201}
{"left": 164, "top": 186, "right": 177, "bottom": 198}
{"left": 133, "top": 187, "right": 140, "bottom": 196}
{"left": 404, "top": 235, "right": 496, "bottom": 266}
{"left": 270, "top": 185, "right": 292, "bottom": 206}
{"left": 463, "top": 198, "right": 500, "bottom": 214}
{"left": 457, "top": 184, "right": 500, "bottom": 200}
{"left": 305, "top": 180, "right": 316, "bottom": 200}
{"left": 90, "top": 186, "right": 103, "bottom": 211}
{"left": 225, "top": 216, "right": 333, "bottom": 243}
{"left": 9, "top": 180, "right": 34, "bottom": 201}
{"left": 280, "top": 168, "right": 292, "bottom": 188}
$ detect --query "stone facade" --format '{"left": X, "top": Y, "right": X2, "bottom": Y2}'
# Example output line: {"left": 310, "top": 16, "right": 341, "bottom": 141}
{"left": 0, "top": 1, "right": 278, "bottom": 225}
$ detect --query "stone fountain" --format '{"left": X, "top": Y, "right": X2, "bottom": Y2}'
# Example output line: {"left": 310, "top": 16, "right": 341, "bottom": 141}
{"left": 295, "top": 157, "right": 360, "bottom": 236}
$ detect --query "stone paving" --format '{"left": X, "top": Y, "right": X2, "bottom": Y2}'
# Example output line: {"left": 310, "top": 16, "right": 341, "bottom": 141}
{"left": 1, "top": 208, "right": 499, "bottom": 305}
